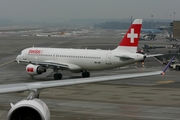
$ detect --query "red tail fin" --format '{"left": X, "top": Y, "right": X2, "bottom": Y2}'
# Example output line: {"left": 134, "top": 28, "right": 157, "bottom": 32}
{"left": 119, "top": 19, "right": 142, "bottom": 47}
{"left": 114, "top": 19, "right": 143, "bottom": 53}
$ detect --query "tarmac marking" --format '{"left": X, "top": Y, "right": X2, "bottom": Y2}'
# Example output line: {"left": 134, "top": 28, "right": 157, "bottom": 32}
{"left": 156, "top": 80, "right": 174, "bottom": 84}
{"left": 153, "top": 56, "right": 163, "bottom": 64}
{"left": 57, "top": 109, "right": 175, "bottom": 120}
{"left": 48, "top": 41, "right": 66, "bottom": 48}
{"left": 0, "top": 59, "right": 15, "bottom": 67}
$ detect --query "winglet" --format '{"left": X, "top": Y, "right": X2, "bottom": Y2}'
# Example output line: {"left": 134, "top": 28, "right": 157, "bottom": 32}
{"left": 161, "top": 56, "right": 175, "bottom": 75}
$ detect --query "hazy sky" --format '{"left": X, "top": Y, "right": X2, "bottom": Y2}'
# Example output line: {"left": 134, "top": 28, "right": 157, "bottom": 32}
{"left": 0, "top": 0, "right": 179, "bottom": 23}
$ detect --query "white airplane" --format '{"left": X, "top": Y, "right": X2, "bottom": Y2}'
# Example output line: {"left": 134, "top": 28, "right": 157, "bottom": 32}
{"left": 0, "top": 57, "right": 174, "bottom": 120}
{"left": 16, "top": 19, "right": 159, "bottom": 80}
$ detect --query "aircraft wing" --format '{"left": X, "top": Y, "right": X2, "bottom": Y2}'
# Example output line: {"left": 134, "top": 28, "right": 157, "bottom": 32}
{"left": 0, "top": 70, "right": 162, "bottom": 94}
{"left": 36, "top": 61, "right": 69, "bottom": 69}
{"left": 20, "top": 60, "right": 81, "bottom": 70}
{"left": 0, "top": 56, "right": 174, "bottom": 120}
{"left": 3, "top": 56, "right": 174, "bottom": 94}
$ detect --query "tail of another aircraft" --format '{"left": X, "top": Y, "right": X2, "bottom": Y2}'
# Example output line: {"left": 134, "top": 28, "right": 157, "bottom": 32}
{"left": 114, "top": 19, "right": 142, "bottom": 53}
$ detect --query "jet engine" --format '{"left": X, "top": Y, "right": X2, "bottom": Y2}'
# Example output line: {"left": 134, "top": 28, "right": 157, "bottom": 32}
{"left": 26, "top": 64, "right": 46, "bottom": 75}
{"left": 7, "top": 98, "right": 50, "bottom": 120}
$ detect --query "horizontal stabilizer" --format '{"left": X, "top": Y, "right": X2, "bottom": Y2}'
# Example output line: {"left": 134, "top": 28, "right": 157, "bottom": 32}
{"left": 146, "top": 54, "right": 163, "bottom": 58}
{"left": 114, "top": 55, "right": 133, "bottom": 61}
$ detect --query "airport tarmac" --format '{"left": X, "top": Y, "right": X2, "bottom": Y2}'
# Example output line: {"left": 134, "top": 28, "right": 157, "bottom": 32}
{"left": 0, "top": 34, "right": 180, "bottom": 120}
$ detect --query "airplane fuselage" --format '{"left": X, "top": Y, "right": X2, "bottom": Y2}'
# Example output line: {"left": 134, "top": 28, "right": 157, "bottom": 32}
{"left": 17, "top": 47, "right": 144, "bottom": 72}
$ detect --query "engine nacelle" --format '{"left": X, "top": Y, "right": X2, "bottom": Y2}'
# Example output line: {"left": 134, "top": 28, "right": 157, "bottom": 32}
{"left": 8, "top": 98, "right": 50, "bottom": 120}
{"left": 26, "top": 64, "right": 46, "bottom": 75}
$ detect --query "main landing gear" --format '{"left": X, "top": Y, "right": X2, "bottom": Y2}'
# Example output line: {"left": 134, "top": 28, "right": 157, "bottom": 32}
{"left": 82, "top": 71, "right": 90, "bottom": 78}
{"left": 53, "top": 73, "right": 62, "bottom": 80}
{"left": 53, "top": 71, "right": 90, "bottom": 80}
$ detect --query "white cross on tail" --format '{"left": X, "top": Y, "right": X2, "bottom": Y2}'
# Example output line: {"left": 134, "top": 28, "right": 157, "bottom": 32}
{"left": 127, "top": 28, "right": 138, "bottom": 43}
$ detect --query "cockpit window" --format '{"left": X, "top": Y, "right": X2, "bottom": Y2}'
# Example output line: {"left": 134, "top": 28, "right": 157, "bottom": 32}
{"left": 18, "top": 52, "right": 22, "bottom": 55}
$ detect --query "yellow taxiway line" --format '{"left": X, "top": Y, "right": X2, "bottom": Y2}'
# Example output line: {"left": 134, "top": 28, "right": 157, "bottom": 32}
{"left": 0, "top": 59, "right": 15, "bottom": 67}
{"left": 156, "top": 80, "right": 174, "bottom": 84}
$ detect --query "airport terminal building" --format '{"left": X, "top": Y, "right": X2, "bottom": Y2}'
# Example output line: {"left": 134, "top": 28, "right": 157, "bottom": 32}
{"left": 173, "top": 21, "right": 180, "bottom": 40}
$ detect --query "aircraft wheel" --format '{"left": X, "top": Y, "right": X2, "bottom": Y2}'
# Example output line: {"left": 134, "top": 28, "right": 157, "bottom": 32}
{"left": 86, "top": 72, "right": 90, "bottom": 77}
{"left": 54, "top": 73, "right": 62, "bottom": 80}
{"left": 82, "top": 72, "right": 90, "bottom": 78}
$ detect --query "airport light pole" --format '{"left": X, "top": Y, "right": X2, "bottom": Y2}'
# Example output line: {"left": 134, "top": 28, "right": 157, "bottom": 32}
{"left": 151, "top": 15, "right": 153, "bottom": 29}
{"left": 169, "top": 14, "right": 171, "bottom": 21}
